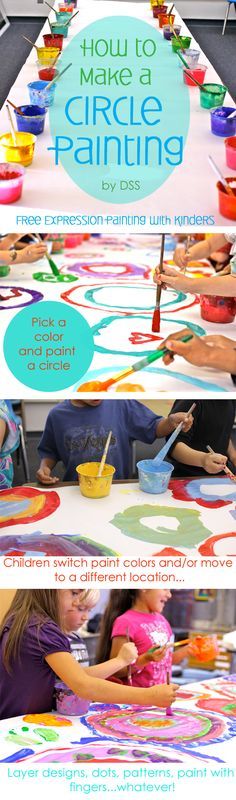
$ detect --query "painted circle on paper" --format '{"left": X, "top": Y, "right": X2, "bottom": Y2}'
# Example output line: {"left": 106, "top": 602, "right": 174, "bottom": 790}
{"left": 61, "top": 283, "right": 197, "bottom": 315}
{"left": 0, "top": 486, "right": 60, "bottom": 528}
{"left": 49, "top": 16, "right": 190, "bottom": 203}
{"left": 3, "top": 300, "right": 94, "bottom": 391}
{"left": 0, "top": 285, "right": 43, "bottom": 309}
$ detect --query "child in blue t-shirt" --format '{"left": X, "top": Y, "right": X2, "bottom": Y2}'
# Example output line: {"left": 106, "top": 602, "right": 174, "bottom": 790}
{"left": 37, "top": 399, "right": 193, "bottom": 484}
{"left": 0, "top": 401, "right": 19, "bottom": 490}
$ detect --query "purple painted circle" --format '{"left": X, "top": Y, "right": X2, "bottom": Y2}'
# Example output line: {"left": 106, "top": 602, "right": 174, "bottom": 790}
{"left": 0, "top": 285, "right": 43, "bottom": 309}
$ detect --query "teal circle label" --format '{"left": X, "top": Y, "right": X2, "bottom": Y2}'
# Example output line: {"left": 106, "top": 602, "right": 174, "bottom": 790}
{"left": 49, "top": 15, "right": 190, "bottom": 203}
{"left": 3, "top": 301, "right": 94, "bottom": 391}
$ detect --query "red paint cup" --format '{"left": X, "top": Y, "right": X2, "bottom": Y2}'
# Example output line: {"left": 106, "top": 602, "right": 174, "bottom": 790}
{"left": 0, "top": 162, "right": 25, "bottom": 204}
{"left": 217, "top": 178, "right": 236, "bottom": 220}
{"left": 200, "top": 294, "right": 236, "bottom": 324}
{"left": 43, "top": 33, "right": 64, "bottom": 51}
{"left": 37, "top": 65, "right": 58, "bottom": 81}
{"left": 159, "top": 13, "right": 175, "bottom": 27}
{"left": 225, "top": 137, "right": 236, "bottom": 170}
{"left": 183, "top": 63, "right": 207, "bottom": 87}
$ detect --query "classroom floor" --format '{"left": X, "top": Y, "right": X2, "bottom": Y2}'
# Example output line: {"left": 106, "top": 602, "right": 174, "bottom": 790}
{"left": 0, "top": 16, "right": 236, "bottom": 108}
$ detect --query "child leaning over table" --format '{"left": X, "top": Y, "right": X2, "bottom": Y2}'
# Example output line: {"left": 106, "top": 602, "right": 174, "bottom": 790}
{"left": 36, "top": 399, "right": 193, "bottom": 484}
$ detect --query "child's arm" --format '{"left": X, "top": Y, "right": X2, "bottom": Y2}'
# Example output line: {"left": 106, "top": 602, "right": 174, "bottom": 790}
{"left": 0, "top": 419, "right": 7, "bottom": 449}
{"left": 0, "top": 234, "right": 22, "bottom": 249}
{"left": 85, "top": 642, "right": 138, "bottom": 678}
{"left": 154, "top": 267, "right": 236, "bottom": 298}
{"left": 159, "top": 329, "right": 236, "bottom": 374}
{"left": 227, "top": 439, "right": 236, "bottom": 468}
{"left": 45, "top": 651, "right": 178, "bottom": 707}
{"left": 37, "top": 457, "right": 59, "bottom": 485}
{"left": 174, "top": 235, "right": 228, "bottom": 267}
{"left": 171, "top": 442, "right": 227, "bottom": 474}
{"left": 0, "top": 243, "right": 48, "bottom": 265}
{"left": 156, "top": 412, "right": 193, "bottom": 438}
{"left": 109, "top": 637, "right": 167, "bottom": 678}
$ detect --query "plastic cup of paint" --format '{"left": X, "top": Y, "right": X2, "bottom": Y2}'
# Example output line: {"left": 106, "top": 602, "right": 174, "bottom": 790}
{"left": 28, "top": 80, "right": 56, "bottom": 108}
{"left": 14, "top": 105, "right": 47, "bottom": 136}
{"left": 0, "top": 162, "right": 25, "bottom": 204}
{"left": 43, "top": 33, "right": 64, "bottom": 51}
{"left": 152, "top": 5, "right": 167, "bottom": 17}
{"left": 58, "top": 4, "right": 74, "bottom": 10}
{"left": 172, "top": 36, "right": 191, "bottom": 52}
{"left": 163, "top": 25, "right": 181, "bottom": 40}
{"left": 217, "top": 178, "right": 236, "bottom": 220}
{"left": 225, "top": 137, "right": 236, "bottom": 170}
{"left": 200, "top": 294, "right": 236, "bottom": 324}
{"left": 50, "top": 21, "right": 69, "bottom": 37}
{"left": 210, "top": 108, "right": 236, "bottom": 138}
{"left": 55, "top": 683, "right": 90, "bottom": 715}
{"left": 200, "top": 83, "right": 227, "bottom": 110}
{"left": 137, "top": 460, "right": 174, "bottom": 494}
{"left": 159, "top": 13, "right": 175, "bottom": 28}
{"left": 55, "top": 11, "right": 72, "bottom": 23}
{"left": 76, "top": 462, "right": 116, "bottom": 499}
{"left": 0, "top": 132, "right": 36, "bottom": 166}
{"left": 37, "top": 46, "right": 60, "bottom": 65}
{"left": 183, "top": 63, "right": 207, "bottom": 87}
{"left": 37, "top": 62, "right": 58, "bottom": 82}
{"left": 178, "top": 49, "right": 200, "bottom": 68}
{"left": 0, "top": 263, "right": 10, "bottom": 276}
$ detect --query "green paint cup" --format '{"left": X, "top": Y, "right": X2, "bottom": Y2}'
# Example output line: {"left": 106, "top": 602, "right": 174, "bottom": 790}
{"left": 0, "top": 264, "right": 10, "bottom": 277}
{"left": 172, "top": 36, "right": 191, "bottom": 52}
{"left": 200, "top": 83, "right": 227, "bottom": 109}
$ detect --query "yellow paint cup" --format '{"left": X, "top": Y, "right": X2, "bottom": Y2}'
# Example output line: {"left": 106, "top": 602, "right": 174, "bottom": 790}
{"left": 76, "top": 462, "right": 115, "bottom": 498}
{"left": 37, "top": 46, "right": 60, "bottom": 65}
{"left": 0, "top": 132, "right": 36, "bottom": 166}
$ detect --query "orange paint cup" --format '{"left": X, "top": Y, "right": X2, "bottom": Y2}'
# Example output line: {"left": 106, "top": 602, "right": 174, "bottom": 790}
{"left": 0, "top": 132, "right": 36, "bottom": 166}
{"left": 159, "top": 13, "right": 175, "bottom": 28}
{"left": 217, "top": 178, "right": 236, "bottom": 220}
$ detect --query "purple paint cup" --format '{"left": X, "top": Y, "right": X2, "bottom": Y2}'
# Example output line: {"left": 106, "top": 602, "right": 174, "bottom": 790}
{"left": 28, "top": 80, "right": 56, "bottom": 108}
{"left": 163, "top": 25, "right": 181, "bottom": 41}
{"left": 55, "top": 683, "right": 90, "bottom": 715}
{"left": 14, "top": 105, "right": 47, "bottom": 136}
{"left": 210, "top": 107, "right": 236, "bottom": 137}
{"left": 178, "top": 49, "right": 200, "bottom": 69}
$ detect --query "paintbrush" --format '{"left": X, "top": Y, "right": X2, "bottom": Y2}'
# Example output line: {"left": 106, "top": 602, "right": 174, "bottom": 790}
{"left": 148, "top": 638, "right": 190, "bottom": 653}
{"left": 169, "top": 21, "right": 185, "bottom": 52}
{"left": 30, "top": 233, "right": 61, "bottom": 276}
{"left": 176, "top": 51, "right": 209, "bottom": 92}
{"left": 168, "top": 3, "right": 174, "bottom": 16}
{"left": 64, "top": 9, "right": 80, "bottom": 26}
{"left": 7, "top": 99, "right": 25, "bottom": 117}
{"left": 152, "top": 233, "right": 165, "bottom": 333}
{"left": 183, "top": 234, "right": 191, "bottom": 275}
{"left": 44, "top": 1, "right": 57, "bottom": 14}
{"left": 206, "top": 445, "right": 236, "bottom": 481}
{"left": 6, "top": 104, "right": 17, "bottom": 146}
{"left": 227, "top": 110, "right": 236, "bottom": 120}
{"left": 77, "top": 334, "right": 193, "bottom": 392}
{"left": 126, "top": 627, "right": 132, "bottom": 686}
{"left": 166, "top": 671, "right": 173, "bottom": 717}
{"left": 22, "top": 35, "right": 39, "bottom": 51}
{"left": 44, "top": 62, "right": 72, "bottom": 90}
{"left": 152, "top": 402, "right": 196, "bottom": 465}
{"left": 208, "top": 155, "right": 235, "bottom": 197}
{"left": 97, "top": 430, "right": 112, "bottom": 477}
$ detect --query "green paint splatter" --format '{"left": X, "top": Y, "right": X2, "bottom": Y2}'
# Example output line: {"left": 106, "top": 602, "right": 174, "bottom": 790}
{"left": 22, "top": 726, "right": 29, "bottom": 731}
{"left": 6, "top": 732, "right": 42, "bottom": 746}
{"left": 111, "top": 504, "right": 211, "bottom": 549}
{"left": 33, "top": 728, "right": 59, "bottom": 742}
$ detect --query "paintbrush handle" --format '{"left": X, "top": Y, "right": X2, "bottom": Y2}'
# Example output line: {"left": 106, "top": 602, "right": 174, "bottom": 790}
{"left": 155, "top": 234, "right": 165, "bottom": 308}
{"left": 7, "top": 99, "right": 24, "bottom": 117}
{"left": 45, "top": 1, "right": 56, "bottom": 12}
{"left": 176, "top": 50, "right": 190, "bottom": 69}
{"left": 97, "top": 430, "right": 112, "bottom": 477}
{"left": 45, "top": 62, "right": 72, "bottom": 89}
{"left": 168, "top": 4, "right": 174, "bottom": 15}
{"left": 132, "top": 334, "right": 193, "bottom": 373}
{"left": 208, "top": 155, "right": 234, "bottom": 196}
{"left": 23, "top": 35, "right": 38, "bottom": 50}
{"left": 6, "top": 105, "right": 17, "bottom": 145}
{"left": 65, "top": 8, "right": 80, "bottom": 25}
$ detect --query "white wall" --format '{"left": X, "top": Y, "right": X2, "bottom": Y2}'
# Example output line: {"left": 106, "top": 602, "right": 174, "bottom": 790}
{"left": 4, "top": 0, "right": 49, "bottom": 16}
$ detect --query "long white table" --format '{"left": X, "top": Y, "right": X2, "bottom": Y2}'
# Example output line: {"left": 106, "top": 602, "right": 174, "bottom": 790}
{"left": 0, "top": 1, "right": 235, "bottom": 229}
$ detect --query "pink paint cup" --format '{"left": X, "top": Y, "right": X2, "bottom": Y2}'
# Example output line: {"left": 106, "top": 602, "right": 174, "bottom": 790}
{"left": 0, "top": 162, "right": 25, "bottom": 204}
{"left": 225, "top": 137, "right": 236, "bottom": 170}
{"left": 217, "top": 178, "right": 236, "bottom": 220}
{"left": 183, "top": 63, "right": 207, "bottom": 87}
{"left": 152, "top": 5, "right": 167, "bottom": 17}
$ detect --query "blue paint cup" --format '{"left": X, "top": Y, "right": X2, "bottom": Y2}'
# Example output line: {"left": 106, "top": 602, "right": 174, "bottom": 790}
{"left": 51, "top": 21, "right": 69, "bottom": 37}
{"left": 28, "top": 80, "right": 56, "bottom": 108}
{"left": 14, "top": 105, "right": 47, "bottom": 136}
{"left": 137, "top": 460, "right": 174, "bottom": 494}
{"left": 210, "top": 107, "right": 236, "bottom": 137}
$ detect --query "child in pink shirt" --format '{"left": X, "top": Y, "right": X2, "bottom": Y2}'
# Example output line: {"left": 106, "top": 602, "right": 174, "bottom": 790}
{"left": 97, "top": 589, "right": 191, "bottom": 687}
